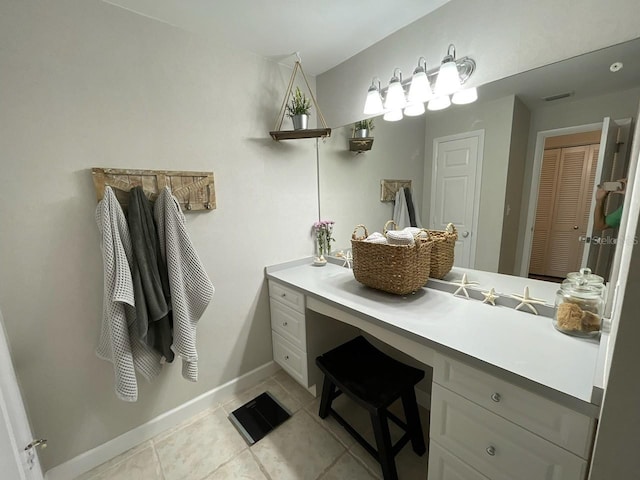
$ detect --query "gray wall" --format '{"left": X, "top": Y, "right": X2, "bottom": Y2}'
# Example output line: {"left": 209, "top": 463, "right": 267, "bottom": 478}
{"left": 319, "top": 116, "right": 426, "bottom": 249}
{"left": 317, "top": 0, "right": 640, "bottom": 128}
{"left": 499, "top": 97, "right": 531, "bottom": 275}
{"left": 422, "top": 95, "right": 516, "bottom": 272}
{"left": 515, "top": 86, "right": 640, "bottom": 273}
{"left": 0, "top": 0, "right": 319, "bottom": 470}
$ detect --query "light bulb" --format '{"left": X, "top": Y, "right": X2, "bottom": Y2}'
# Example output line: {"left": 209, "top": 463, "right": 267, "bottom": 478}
{"left": 452, "top": 87, "right": 478, "bottom": 105}
{"left": 383, "top": 109, "right": 403, "bottom": 122}
{"left": 434, "top": 60, "right": 462, "bottom": 96}
{"left": 404, "top": 102, "right": 425, "bottom": 117}
{"left": 427, "top": 96, "right": 451, "bottom": 111}
{"left": 363, "top": 86, "right": 384, "bottom": 115}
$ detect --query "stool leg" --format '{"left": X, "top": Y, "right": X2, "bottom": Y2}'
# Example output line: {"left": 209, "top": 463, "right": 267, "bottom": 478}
{"left": 318, "top": 375, "right": 336, "bottom": 419}
{"left": 401, "top": 388, "right": 426, "bottom": 456}
{"left": 370, "top": 409, "right": 398, "bottom": 480}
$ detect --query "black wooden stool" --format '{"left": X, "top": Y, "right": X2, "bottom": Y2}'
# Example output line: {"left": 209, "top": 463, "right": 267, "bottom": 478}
{"left": 315, "top": 336, "right": 426, "bottom": 480}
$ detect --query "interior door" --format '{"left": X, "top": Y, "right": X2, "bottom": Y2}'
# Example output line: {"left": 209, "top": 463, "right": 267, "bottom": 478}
{"left": 582, "top": 118, "right": 631, "bottom": 277}
{"left": 431, "top": 131, "right": 483, "bottom": 268}
{"left": 0, "top": 308, "right": 43, "bottom": 480}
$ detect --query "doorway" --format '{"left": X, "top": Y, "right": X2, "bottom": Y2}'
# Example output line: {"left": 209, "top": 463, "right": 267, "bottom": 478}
{"left": 529, "top": 130, "right": 601, "bottom": 280}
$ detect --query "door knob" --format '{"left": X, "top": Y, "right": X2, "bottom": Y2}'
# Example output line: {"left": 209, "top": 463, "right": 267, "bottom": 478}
{"left": 462, "top": 231, "right": 470, "bottom": 238}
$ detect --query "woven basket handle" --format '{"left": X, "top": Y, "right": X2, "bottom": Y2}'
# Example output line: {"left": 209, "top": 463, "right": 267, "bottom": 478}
{"left": 352, "top": 224, "right": 369, "bottom": 240}
{"left": 446, "top": 223, "right": 456, "bottom": 234}
{"left": 413, "top": 229, "right": 431, "bottom": 250}
{"left": 383, "top": 220, "right": 398, "bottom": 236}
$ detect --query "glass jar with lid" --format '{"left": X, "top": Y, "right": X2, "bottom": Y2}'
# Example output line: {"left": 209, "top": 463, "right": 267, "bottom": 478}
{"left": 553, "top": 279, "right": 603, "bottom": 337}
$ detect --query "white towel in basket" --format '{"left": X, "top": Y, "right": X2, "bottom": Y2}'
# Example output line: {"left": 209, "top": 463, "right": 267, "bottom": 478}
{"left": 387, "top": 229, "right": 415, "bottom": 245}
{"left": 364, "top": 232, "right": 388, "bottom": 244}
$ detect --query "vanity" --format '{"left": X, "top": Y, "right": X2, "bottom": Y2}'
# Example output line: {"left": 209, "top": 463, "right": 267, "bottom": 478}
{"left": 266, "top": 259, "right": 606, "bottom": 480}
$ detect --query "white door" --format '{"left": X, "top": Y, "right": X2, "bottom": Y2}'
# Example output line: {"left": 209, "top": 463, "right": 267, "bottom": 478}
{"left": 431, "top": 131, "right": 484, "bottom": 268}
{"left": 0, "top": 308, "right": 44, "bottom": 480}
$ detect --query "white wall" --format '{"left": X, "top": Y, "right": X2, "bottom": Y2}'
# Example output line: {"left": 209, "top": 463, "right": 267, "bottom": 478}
{"left": 317, "top": 0, "right": 640, "bottom": 128}
{"left": 319, "top": 116, "right": 426, "bottom": 249}
{"left": 0, "top": 0, "right": 319, "bottom": 470}
{"left": 423, "top": 95, "right": 516, "bottom": 272}
{"left": 515, "top": 86, "right": 640, "bottom": 272}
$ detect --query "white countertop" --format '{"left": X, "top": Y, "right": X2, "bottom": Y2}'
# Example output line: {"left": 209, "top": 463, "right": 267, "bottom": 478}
{"left": 267, "top": 260, "right": 602, "bottom": 412}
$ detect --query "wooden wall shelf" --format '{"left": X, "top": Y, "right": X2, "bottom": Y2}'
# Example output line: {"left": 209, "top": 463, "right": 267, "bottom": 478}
{"left": 349, "top": 137, "right": 374, "bottom": 153}
{"left": 270, "top": 128, "right": 332, "bottom": 141}
{"left": 92, "top": 168, "right": 216, "bottom": 212}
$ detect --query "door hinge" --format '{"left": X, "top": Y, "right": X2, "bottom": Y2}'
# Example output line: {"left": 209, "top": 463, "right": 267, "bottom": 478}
{"left": 615, "top": 141, "right": 624, "bottom": 154}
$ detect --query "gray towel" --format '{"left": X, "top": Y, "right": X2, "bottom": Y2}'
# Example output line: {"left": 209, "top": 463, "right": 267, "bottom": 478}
{"left": 128, "top": 187, "right": 174, "bottom": 363}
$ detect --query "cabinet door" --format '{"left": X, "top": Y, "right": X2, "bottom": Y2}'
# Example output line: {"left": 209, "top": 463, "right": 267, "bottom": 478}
{"left": 429, "top": 441, "right": 490, "bottom": 480}
{"left": 430, "top": 384, "right": 588, "bottom": 480}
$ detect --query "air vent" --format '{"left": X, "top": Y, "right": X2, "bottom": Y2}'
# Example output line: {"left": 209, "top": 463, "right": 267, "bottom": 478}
{"left": 542, "top": 91, "right": 574, "bottom": 102}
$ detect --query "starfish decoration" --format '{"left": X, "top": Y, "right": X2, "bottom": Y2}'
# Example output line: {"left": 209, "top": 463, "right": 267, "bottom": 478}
{"left": 451, "top": 273, "right": 479, "bottom": 299}
{"left": 510, "top": 286, "right": 546, "bottom": 315}
{"left": 335, "top": 250, "right": 353, "bottom": 269}
{"left": 482, "top": 287, "right": 499, "bottom": 306}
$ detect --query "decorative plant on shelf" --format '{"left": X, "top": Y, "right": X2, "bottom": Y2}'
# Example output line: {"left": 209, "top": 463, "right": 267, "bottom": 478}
{"left": 353, "top": 119, "right": 374, "bottom": 138}
{"left": 312, "top": 220, "right": 335, "bottom": 262}
{"left": 286, "top": 87, "right": 312, "bottom": 130}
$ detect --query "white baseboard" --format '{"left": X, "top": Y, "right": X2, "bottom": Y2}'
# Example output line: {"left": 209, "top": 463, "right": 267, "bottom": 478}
{"left": 45, "top": 361, "right": 280, "bottom": 480}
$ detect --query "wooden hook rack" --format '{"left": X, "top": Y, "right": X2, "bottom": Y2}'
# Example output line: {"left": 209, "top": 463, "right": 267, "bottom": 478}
{"left": 380, "top": 179, "right": 412, "bottom": 202}
{"left": 92, "top": 168, "right": 216, "bottom": 212}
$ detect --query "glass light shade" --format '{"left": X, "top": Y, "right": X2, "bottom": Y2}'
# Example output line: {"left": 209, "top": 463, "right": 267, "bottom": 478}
{"left": 404, "top": 102, "right": 425, "bottom": 117}
{"left": 427, "top": 96, "right": 451, "bottom": 111}
{"left": 384, "top": 79, "right": 406, "bottom": 110}
{"left": 383, "top": 109, "right": 403, "bottom": 122}
{"left": 434, "top": 60, "right": 462, "bottom": 96}
{"left": 451, "top": 87, "right": 478, "bottom": 105}
{"left": 407, "top": 71, "right": 432, "bottom": 103}
{"left": 363, "top": 88, "right": 384, "bottom": 115}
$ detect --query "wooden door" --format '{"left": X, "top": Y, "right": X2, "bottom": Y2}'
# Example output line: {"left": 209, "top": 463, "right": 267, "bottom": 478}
{"left": 431, "top": 131, "right": 484, "bottom": 268}
{"left": 530, "top": 145, "right": 598, "bottom": 277}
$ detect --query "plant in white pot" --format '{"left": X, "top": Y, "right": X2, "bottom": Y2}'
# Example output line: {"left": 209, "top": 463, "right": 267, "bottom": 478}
{"left": 286, "top": 87, "right": 312, "bottom": 130}
{"left": 354, "top": 119, "right": 374, "bottom": 138}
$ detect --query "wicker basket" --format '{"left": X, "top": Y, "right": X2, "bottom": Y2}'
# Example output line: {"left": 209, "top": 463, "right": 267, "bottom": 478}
{"left": 350, "top": 223, "right": 433, "bottom": 295}
{"left": 427, "top": 223, "right": 457, "bottom": 279}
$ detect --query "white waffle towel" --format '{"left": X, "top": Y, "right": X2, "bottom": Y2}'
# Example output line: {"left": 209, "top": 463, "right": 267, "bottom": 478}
{"left": 387, "top": 229, "right": 415, "bottom": 245}
{"left": 364, "top": 232, "right": 388, "bottom": 244}
{"left": 95, "top": 187, "right": 162, "bottom": 402}
{"left": 154, "top": 187, "right": 214, "bottom": 382}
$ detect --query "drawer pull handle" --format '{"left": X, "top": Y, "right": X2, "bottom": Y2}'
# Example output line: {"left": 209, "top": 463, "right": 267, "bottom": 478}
{"left": 491, "top": 393, "right": 501, "bottom": 403}
{"left": 284, "top": 355, "right": 289, "bottom": 360}
{"left": 486, "top": 446, "right": 496, "bottom": 456}
{"left": 282, "top": 321, "right": 288, "bottom": 327}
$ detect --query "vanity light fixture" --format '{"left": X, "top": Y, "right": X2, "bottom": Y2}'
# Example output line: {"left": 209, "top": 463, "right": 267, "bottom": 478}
{"left": 384, "top": 68, "right": 406, "bottom": 111}
{"left": 363, "top": 77, "right": 384, "bottom": 115}
{"left": 363, "top": 44, "right": 476, "bottom": 121}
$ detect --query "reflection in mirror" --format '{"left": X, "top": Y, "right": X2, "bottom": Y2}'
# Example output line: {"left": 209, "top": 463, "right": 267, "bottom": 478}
{"left": 319, "top": 37, "right": 640, "bottom": 284}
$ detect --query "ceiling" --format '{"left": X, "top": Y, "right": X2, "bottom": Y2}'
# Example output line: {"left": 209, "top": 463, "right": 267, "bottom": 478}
{"left": 102, "top": 0, "right": 451, "bottom": 75}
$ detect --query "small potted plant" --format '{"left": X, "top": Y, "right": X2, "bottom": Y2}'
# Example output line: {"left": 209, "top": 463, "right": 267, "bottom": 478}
{"left": 354, "top": 119, "right": 374, "bottom": 138}
{"left": 286, "top": 87, "right": 312, "bottom": 130}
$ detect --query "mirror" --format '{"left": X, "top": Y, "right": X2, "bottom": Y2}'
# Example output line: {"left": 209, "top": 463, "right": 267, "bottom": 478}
{"left": 318, "top": 37, "right": 640, "bottom": 283}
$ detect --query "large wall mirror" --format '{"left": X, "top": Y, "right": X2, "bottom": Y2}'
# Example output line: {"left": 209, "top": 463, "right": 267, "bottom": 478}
{"left": 318, "top": 37, "right": 640, "bottom": 286}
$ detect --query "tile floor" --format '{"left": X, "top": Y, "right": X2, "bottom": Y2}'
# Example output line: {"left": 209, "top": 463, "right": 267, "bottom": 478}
{"left": 76, "top": 370, "right": 430, "bottom": 480}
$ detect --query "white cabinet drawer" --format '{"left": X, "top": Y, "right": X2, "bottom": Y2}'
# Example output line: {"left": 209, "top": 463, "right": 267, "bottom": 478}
{"left": 428, "top": 441, "right": 490, "bottom": 480}
{"left": 431, "top": 384, "right": 587, "bottom": 480}
{"left": 269, "top": 280, "right": 305, "bottom": 314}
{"left": 272, "top": 331, "right": 308, "bottom": 387}
{"left": 434, "top": 354, "right": 595, "bottom": 458}
{"left": 270, "top": 300, "right": 306, "bottom": 351}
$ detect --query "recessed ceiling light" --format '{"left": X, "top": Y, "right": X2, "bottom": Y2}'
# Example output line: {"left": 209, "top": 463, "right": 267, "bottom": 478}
{"left": 610, "top": 61, "right": 624, "bottom": 73}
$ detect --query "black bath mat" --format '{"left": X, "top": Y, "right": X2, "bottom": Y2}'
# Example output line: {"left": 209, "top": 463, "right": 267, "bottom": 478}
{"left": 228, "top": 392, "right": 291, "bottom": 445}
